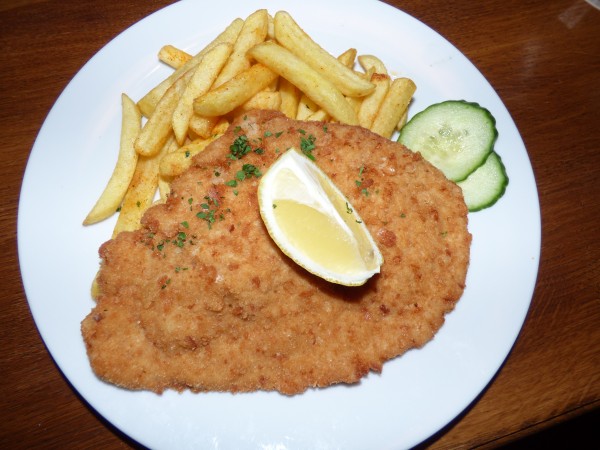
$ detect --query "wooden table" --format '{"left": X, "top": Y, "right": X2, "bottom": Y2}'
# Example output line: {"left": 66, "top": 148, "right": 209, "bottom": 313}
{"left": 1, "top": 1, "right": 598, "bottom": 448}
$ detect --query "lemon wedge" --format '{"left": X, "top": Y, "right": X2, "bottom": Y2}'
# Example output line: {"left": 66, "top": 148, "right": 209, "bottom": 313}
{"left": 258, "top": 149, "right": 383, "bottom": 286}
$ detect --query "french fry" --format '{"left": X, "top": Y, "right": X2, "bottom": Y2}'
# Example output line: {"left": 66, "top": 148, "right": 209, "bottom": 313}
{"left": 249, "top": 41, "right": 359, "bottom": 125}
{"left": 346, "top": 95, "right": 363, "bottom": 115}
{"left": 83, "top": 93, "right": 141, "bottom": 225}
{"left": 188, "top": 115, "right": 220, "bottom": 139}
{"left": 193, "top": 63, "right": 278, "bottom": 117}
{"left": 135, "top": 69, "right": 192, "bottom": 157}
{"left": 299, "top": 49, "right": 358, "bottom": 120}
{"left": 307, "top": 109, "right": 330, "bottom": 122}
{"left": 234, "top": 90, "right": 281, "bottom": 115}
{"left": 397, "top": 109, "right": 409, "bottom": 131}
{"left": 113, "top": 133, "right": 175, "bottom": 237}
{"left": 137, "top": 18, "right": 244, "bottom": 117}
{"left": 90, "top": 274, "right": 100, "bottom": 300}
{"left": 158, "top": 176, "right": 171, "bottom": 202}
{"left": 157, "top": 138, "right": 181, "bottom": 201}
{"left": 358, "top": 72, "right": 391, "bottom": 129}
{"left": 87, "top": 9, "right": 420, "bottom": 243}
{"left": 213, "top": 9, "right": 269, "bottom": 87}
{"left": 159, "top": 135, "right": 221, "bottom": 178}
{"left": 267, "top": 13, "right": 275, "bottom": 40}
{"left": 358, "top": 54, "right": 388, "bottom": 75}
{"left": 158, "top": 45, "right": 192, "bottom": 69}
{"left": 212, "top": 118, "right": 231, "bottom": 135}
{"left": 274, "top": 11, "right": 374, "bottom": 97}
{"left": 172, "top": 42, "right": 233, "bottom": 144}
{"left": 338, "top": 48, "right": 357, "bottom": 69}
{"left": 370, "top": 77, "right": 416, "bottom": 138}
{"left": 296, "top": 94, "right": 319, "bottom": 120}
{"left": 278, "top": 78, "right": 299, "bottom": 118}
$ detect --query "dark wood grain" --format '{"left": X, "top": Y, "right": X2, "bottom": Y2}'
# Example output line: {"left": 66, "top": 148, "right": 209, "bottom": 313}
{"left": 1, "top": 1, "right": 598, "bottom": 448}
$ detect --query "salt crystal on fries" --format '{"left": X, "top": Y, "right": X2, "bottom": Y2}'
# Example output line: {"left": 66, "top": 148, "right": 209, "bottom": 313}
{"left": 83, "top": 93, "right": 141, "bottom": 225}
{"left": 273, "top": 11, "right": 374, "bottom": 98}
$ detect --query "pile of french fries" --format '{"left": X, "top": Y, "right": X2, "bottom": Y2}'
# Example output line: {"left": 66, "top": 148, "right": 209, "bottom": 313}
{"left": 83, "top": 9, "right": 416, "bottom": 237}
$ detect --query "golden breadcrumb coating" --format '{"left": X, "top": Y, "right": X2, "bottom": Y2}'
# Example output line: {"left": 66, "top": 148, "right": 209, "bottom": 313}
{"left": 82, "top": 110, "right": 471, "bottom": 395}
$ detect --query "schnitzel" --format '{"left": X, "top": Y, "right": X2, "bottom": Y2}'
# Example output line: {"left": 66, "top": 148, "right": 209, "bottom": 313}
{"left": 81, "top": 109, "right": 471, "bottom": 395}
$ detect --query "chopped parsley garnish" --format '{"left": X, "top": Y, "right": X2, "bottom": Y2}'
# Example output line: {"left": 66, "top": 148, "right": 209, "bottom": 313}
{"left": 300, "top": 134, "right": 317, "bottom": 160}
{"left": 196, "top": 209, "right": 216, "bottom": 228}
{"left": 356, "top": 165, "right": 369, "bottom": 195}
{"left": 242, "top": 164, "right": 262, "bottom": 179}
{"left": 195, "top": 194, "right": 225, "bottom": 229}
{"left": 229, "top": 135, "right": 252, "bottom": 160}
{"left": 174, "top": 232, "right": 187, "bottom": 247}
{"left": 181, "top": 221, "right": 189, "bottom": 229}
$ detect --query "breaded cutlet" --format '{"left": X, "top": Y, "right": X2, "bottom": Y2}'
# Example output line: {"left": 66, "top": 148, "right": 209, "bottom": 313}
{"left": 81, "top": 109, "right": 471, "bottom": 395}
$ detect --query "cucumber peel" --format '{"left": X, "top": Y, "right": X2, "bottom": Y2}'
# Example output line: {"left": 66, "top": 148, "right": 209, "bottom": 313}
{"left": 457, "top": 151, "right": 508, "bottom": 212}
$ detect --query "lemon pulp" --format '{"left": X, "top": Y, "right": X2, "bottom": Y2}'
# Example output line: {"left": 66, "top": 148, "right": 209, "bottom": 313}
{"left": 258, "top": 148, "right": 383, "bottom": 286}
{"left": 273, "top": 199, "right": 366, "bottom": 274}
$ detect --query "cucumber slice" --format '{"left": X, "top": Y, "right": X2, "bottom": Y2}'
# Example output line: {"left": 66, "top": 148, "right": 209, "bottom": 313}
{"left": 398, "top": 100, "right": 498, "bottom": 181}
{"left": 457, "top": 151, "right": 508, "bottom": 212}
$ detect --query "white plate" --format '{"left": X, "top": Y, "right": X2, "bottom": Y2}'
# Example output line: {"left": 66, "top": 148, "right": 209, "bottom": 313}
{"left": 18, "top": 0, "right": 541, "bottom": 448}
